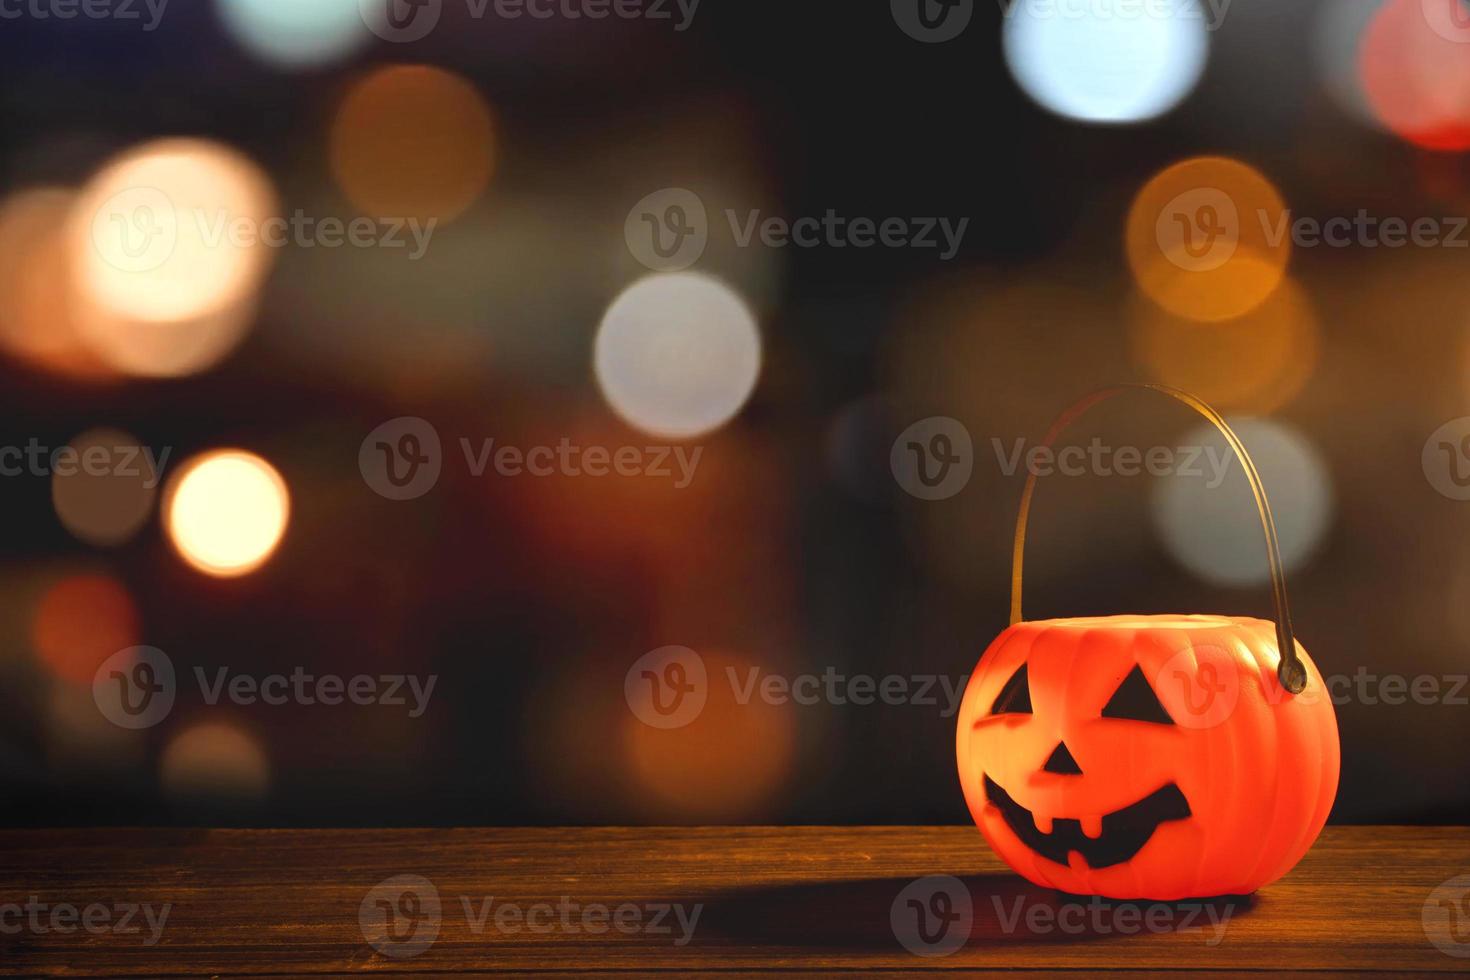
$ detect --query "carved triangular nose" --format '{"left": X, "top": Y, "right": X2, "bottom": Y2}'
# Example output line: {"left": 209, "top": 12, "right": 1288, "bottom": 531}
{"left": 1043, "top": 741, "right": 1083, "bottom": 775}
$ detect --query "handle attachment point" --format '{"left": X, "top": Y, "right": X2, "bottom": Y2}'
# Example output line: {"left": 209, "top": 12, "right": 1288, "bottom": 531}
{"left": 1010, "top": 383, "right": 1308, "bottom": 695}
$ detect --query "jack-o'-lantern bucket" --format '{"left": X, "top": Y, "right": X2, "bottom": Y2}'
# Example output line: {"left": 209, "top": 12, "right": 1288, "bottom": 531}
{"left": 955, "top": 384, "right": 1340, "bottom": 900}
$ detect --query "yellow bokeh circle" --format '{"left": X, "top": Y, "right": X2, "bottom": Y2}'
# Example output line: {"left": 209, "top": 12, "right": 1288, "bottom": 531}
{"left": 164, "top": 449, "right": 290, "bottom": 577}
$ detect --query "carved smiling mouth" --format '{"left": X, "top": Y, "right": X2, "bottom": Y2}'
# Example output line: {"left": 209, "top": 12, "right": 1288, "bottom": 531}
{"left": 983, "top": 775, "right": 1191, "bottom": 869}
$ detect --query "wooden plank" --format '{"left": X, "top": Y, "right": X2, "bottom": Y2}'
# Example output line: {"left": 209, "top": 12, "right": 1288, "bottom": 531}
{"left": 0, "top": 826, "right": 1463, "bottom": 974}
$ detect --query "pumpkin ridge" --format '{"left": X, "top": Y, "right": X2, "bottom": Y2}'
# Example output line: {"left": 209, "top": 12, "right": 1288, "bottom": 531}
{"left": 1240, "top": 633, "right": 1290, "bottom": 892}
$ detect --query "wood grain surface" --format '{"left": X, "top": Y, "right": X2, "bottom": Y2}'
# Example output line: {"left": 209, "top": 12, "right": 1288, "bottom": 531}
{"left": 0, "top": 825, "right": 1465, "bottom": 975}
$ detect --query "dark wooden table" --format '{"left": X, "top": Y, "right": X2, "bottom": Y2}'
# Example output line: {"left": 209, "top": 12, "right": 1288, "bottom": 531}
{"left": 0, "top": 826, "right": 1464, "bottom": 975}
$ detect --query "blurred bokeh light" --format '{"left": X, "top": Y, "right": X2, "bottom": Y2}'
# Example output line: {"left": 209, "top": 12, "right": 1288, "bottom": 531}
{"left": 1152, "top": 418, "right": 1334, "bottom": 587}
{"left": 160, "top": 722, "right": 271, "bottom": 804}
{"left": 216, "top": 0, "right": 372, "bottom": 69}
{"left": 1128, "top": 277, "right": 1320, "bottom": 414}
{"left": 595, "top": 272, "right": 762, "bottom": 440}
{"left": 69, "top": 139, "right": 277, "bottom": 378}
{"left": 622, "top": 650, "right": 796, "bottom": 822}
{"left": 51, "top": 428, "right": 158, "bottom": 547}
{"left": 0, "top": 0, "right": 1461, "bottom": 830}
{"left": 1002, "top": 0, "right": 1209, "bottom": 123}
{"left": 330, "top": 65, "right": 496, "bottom": 224}
{"left": 72, "top": 139, "right": 278, "bottom": 324}
{"left": 165, "top": 450, "right": 290, "bottom": 578}
{"left": 0, "top": 188, "right": 112, "bottom": 379}
{"left": 1127, "top": 156, "right": 1291, "bottom": 322}
{"left": 44, "top": 682, "right": 146, "bottom": 780}
{"left": 1360, "top": 0, "right": 1470, "bottom": 151}
{"left": 1312, "top": 0, "right": 1386, "bottom": 131}
{"left": 31, "top": 573, "right": 140, "bottom": 686}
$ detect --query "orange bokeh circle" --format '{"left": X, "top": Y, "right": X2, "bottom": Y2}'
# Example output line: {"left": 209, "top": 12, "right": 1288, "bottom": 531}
{"left": 1126, "top": 156, "right": 1291, "bottom": 323}
{"left": 330, "top": 65, "right": 496, "bottom": 224}
{"left": 1128, "top": 277, "right": 1320, "bottom": 414}
{"left": 622, "top": 650, "right": 795, "bottom": 822}
{"left": 32, "top": 574, "right": 141, "bottom": 686}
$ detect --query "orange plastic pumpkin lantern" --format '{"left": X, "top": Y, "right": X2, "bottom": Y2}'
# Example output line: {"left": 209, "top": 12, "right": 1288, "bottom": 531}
{"left": 956, "top": 384, "right": 1339, "bottom": 900}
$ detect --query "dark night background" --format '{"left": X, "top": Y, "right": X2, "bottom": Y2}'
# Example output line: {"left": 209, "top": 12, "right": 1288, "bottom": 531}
{"left": 0, "top": 0, "right": 1467, "bottom": 827}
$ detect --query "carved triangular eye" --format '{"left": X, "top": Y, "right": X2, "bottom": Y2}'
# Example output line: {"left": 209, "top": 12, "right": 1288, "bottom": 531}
{"left": 990, "top": 663, "right": 1032, "bottom": 715}
{"left": 1101, "top": 665, "right": 1175, "bottom": 725}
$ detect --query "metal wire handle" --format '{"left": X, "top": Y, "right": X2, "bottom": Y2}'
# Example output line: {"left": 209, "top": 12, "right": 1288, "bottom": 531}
{"left": 1009, "top": 383, "right": 1308, "bottom": 694}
